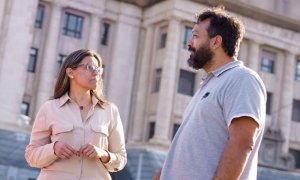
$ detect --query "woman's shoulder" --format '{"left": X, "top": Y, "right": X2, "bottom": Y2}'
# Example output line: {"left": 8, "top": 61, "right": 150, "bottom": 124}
{"left": 38, "top": 98, "right": 60, "bottom": 111}
{"left": 102, "top": 101, "right": 119, "bottom": 113}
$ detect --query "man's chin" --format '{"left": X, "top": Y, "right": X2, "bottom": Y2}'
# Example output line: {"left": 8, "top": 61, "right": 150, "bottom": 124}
{"left": 187, "top": 58, "right": 199, "bottom": 70}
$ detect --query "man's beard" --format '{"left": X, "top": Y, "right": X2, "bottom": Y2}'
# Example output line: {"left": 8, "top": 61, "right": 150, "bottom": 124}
{"left": 187, "top": 42, "right": 214, "bottom": 70}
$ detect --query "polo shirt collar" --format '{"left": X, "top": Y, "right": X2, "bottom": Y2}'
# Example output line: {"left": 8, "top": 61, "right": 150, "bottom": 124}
{"left": 212, "top": 60, "right": 242, "bottom": 77}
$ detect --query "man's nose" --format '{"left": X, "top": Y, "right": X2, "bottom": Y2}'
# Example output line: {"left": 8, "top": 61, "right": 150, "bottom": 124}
{"left": 187, "top": 39, "right": 192, "bottom": 47}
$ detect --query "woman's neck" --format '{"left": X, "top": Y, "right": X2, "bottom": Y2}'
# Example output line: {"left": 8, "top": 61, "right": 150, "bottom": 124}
{"left": 69, "top": 89, "right": 92, "bottom": 107}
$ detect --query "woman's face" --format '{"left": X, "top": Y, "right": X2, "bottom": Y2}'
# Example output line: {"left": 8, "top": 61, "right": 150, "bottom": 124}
{"left": 70, "top": 56, "right": 102, "bottom": 91}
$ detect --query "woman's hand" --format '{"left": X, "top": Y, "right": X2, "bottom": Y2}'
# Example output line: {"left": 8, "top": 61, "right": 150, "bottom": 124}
{"left": 53, "top": 141, "right": 78, "bottom": 159}
{"left": 79, "top": 143, "right": 110, "bottom": 163}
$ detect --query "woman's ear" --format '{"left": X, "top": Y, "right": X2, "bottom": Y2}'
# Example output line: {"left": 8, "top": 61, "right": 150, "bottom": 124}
{"left": 66, "top": 68, "right": 74, "bottom": 79}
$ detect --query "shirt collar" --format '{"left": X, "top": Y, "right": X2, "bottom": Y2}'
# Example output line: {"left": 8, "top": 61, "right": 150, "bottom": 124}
{"left": 59, "top": 92, "right": 100, "bottom": 107}
{"left": 211, "top": 60, "right": 242, "bottom": 77}
{"left": 59, "top": 93, "right": 70, "bottom": 107}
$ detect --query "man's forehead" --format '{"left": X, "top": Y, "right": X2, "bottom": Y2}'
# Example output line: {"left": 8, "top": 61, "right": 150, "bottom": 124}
{"left": 192, "top": 20, "right": 209, "bottom": 33}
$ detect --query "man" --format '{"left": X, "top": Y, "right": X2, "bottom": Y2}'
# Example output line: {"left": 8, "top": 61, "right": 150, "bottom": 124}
{"left": 155, "top": 6, "right": 266, "bottom": 180}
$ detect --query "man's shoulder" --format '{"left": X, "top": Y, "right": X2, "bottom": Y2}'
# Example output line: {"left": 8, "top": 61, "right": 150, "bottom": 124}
{"left": 229, "top": 64, "right": 263, "bottom": 82}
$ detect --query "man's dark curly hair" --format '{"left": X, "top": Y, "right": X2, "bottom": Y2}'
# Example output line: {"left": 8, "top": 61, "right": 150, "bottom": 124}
{"left": 195, "top": 6, "right": 245, "bottom": 57}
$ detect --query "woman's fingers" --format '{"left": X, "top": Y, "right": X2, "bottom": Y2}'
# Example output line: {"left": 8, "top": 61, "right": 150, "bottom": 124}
{"left": 54, "top": 141, "right": 77, "bottom": 159}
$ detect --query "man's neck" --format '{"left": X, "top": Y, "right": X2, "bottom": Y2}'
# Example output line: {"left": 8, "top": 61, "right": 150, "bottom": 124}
{"left": 203, "top": 54, "right": 234, "bottom": 73}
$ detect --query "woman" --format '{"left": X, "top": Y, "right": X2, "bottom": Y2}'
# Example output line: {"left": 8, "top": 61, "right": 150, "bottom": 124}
{"left": 25, "top": 49, "right": 127, "bottom": 180}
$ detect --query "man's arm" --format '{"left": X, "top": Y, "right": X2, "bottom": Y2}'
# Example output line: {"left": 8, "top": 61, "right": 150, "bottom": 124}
{"left": 213, "top": 116, "right": 259, "bottom": 180}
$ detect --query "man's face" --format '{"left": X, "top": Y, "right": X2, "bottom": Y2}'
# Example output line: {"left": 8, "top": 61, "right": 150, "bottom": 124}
{"left": 187, "top": 20, "right": 214, "bottom": 70}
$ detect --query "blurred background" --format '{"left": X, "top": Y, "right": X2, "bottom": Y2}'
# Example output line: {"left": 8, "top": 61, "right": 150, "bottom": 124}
{"left": 0, "top": 0, "right": 300, "bottom": 179}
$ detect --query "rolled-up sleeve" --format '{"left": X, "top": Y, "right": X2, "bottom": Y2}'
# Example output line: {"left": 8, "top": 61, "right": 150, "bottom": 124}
{"left": 103, "top": 104, "right": 127, "bottom": 172}
{"left": 25, "top": 104, "right": 58, "bottom": 168}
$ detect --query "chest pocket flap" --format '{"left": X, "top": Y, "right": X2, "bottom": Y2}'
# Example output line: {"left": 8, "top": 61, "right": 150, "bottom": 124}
{"left": 52, "top": 124, "right": 74, "bottom": 135}
{"left": 91, "top": 124, "right": 109, "bottom": 136}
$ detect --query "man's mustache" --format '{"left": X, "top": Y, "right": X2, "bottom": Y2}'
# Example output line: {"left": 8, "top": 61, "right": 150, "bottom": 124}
{"left": 188, "top": 46, "right": 196, "bottom": 52}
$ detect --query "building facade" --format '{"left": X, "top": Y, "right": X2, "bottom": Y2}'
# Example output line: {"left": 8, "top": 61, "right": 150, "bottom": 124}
{"left": 0, "top": 0, "right": 300, "bottom": 179}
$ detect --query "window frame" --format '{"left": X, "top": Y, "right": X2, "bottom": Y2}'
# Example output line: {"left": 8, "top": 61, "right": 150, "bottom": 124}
{"left": 266, "top": 92, "right": 272, "bottom": 115}
{"left": 56, "top": 54, "right": 66, "bottom": 74}
{"left": 182, "top": 26, "right": 192, "bottom": 49}
{"left": 296, "top": 59, "right": 300, "bottom": 81}
{"left": 178, "top": 69, "right": 196, "bottom": 96}
{"left": 35, "top": 4, "right": 45, "bottom": 28}
{"left": 62, "top": 12, "right": 84, "bottom": 39}
{"left": 100, "top": 22, "right": 110, "bottom": 46}
{"left": 158, "top": 26, "right": 168, "bottom": 49}
{"left": 27, "top": 48, "right": 38, "bottom": 73}
{"left": 289, "top": 149, "right": 300, "bottom": 169}
{"left": 148, "top": 122, "right": 155, "bottom": 139}
{"left": 172, "top": 123, "right": 180, "bottom": 139}
{"left": 292, "top": 99, "right": 300, "bottom": 122}
{"left": 260, "top": 50, "right": 276, "bottom": 74}
{"left": 152, "top": 68, "right": 162, "bottom": 93}
{"left": 20, "top": 101, "right": 30, "bottom": 116}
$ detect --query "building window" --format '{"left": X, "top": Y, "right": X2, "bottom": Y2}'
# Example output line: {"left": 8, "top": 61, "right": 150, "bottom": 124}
{"left": 266, "top": 92, "right": 272, "bottom": 115}
{"left": 35, "top": 5, "right": 45, "bottom": 28}
{"left": 27, "top": 48, "right": 38, "bottom": 73}
{"left": 178, "top": 69, "right": 195, "bottom": 96}
{"left": 100, "top": 22, "right": 110, "bottom": 45}
{"left": 296, "top": 60, "right": 300, "bottom": 81}
{"left": 183, "top": 26, "right": 192, "bottom": 49}
{"left": 289, "top": 149, "right": 300, "bottom": 169}
{"left": 57, "top": 54, "right": 66, "bottom": 74}
{"left": 292, "top": 99, "right": 300, "bottom": 122}
{"left": 172, "top": 123, "right": 180, "bottom": 139}
{"left": 20, "top": 101, "right": 30, "bottom": 116}
{"left": 148, "top": 122, "right": 155, "bottom": 139}
{"left": 152, "top": 68, "right": 162, "bottom": 93}
{"left": 101, "top": 64, "right": 105, "bottom": 78}
{"left": 260, "top": 50, "right": 275, "bottom": 73}
{"left": 62, "top": 12, "right": 84, "bottom": 38}
{"left": 158, "top": 26, "right": 167, "bottom": 49}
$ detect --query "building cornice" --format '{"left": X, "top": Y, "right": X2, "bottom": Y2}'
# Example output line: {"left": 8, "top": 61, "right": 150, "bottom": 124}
{"left": 194, "top": 0, "right": 300, "bottom": 32}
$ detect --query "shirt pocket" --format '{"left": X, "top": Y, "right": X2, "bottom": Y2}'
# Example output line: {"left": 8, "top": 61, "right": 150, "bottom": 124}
{"left": 90, "top": 123, "right": 109, "bottom": 150}
{"left": 51, "top": 123, "right": 74, "bottom": 145}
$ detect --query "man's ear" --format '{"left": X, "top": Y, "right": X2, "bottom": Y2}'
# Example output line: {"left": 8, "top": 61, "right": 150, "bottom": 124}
{"left": 211, "top": 35, "right": 222, "bottom": 49}
{"left": 66, "top": 68, "right": 74, "bottom": 79}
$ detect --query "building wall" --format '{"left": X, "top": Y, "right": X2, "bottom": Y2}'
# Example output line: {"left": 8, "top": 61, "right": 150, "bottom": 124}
{"left": 0, "top": 0, "right": 141, "bottom": 136}
{"left": 127, "top": 0, "right": 300, "bottom": 168}
{"left": 0, "top": 0, "right": 300, "bottom": 175}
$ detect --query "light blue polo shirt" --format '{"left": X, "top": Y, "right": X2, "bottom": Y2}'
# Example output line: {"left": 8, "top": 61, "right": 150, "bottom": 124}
{"left": 161, "top": 60, "right": 266, "bottom": 180}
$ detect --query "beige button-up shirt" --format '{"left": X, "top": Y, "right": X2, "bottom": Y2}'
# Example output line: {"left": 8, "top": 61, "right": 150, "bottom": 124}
{"left": 25, "top": 93, "right": 127, "bottom": 180}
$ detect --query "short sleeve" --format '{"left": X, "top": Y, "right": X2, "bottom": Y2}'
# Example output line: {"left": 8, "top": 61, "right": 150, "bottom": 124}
{"left": 222, "top": 73, "right": 266, "bottom": 128}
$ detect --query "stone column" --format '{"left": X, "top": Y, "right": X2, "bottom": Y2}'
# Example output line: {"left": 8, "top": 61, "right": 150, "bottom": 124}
{"left": 87, "top": 14, "right": 100, "bottom": 51}
{"left": 0, "top": 0, "right": 38, "bottom": 130}
{"left": 238, "top": 40, "right": 248, "bottom": 64}
{"left": 247, "top": 40, "right": 260, "bottom": 72}
{"left": 35, "top": 4, "right": 62, "bottom": 110}
{"left": 129, "top": 26, "right": 154, "bottom": 142}
{"left": 106, "top": 12, "right": 141, "bottom": 136}
{"left": 278, "top": 51, "right": 295, "bottom": 153}
{"left": 152, "top": 18, "right": 181, "bottom": 144}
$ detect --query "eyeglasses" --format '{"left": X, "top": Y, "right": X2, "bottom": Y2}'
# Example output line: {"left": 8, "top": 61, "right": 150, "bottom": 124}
{"left": 75, "top": 63, "right": 103, "bottom": 74}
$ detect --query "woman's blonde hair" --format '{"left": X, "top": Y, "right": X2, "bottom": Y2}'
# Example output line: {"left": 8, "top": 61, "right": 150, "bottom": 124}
{"left": 53, "top": 49, "right": 106, "bottom": 107}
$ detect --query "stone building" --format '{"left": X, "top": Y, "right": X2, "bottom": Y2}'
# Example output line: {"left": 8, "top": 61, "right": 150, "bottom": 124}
{"left": 0, "top": 0, "right": 300, "bottom": 179}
